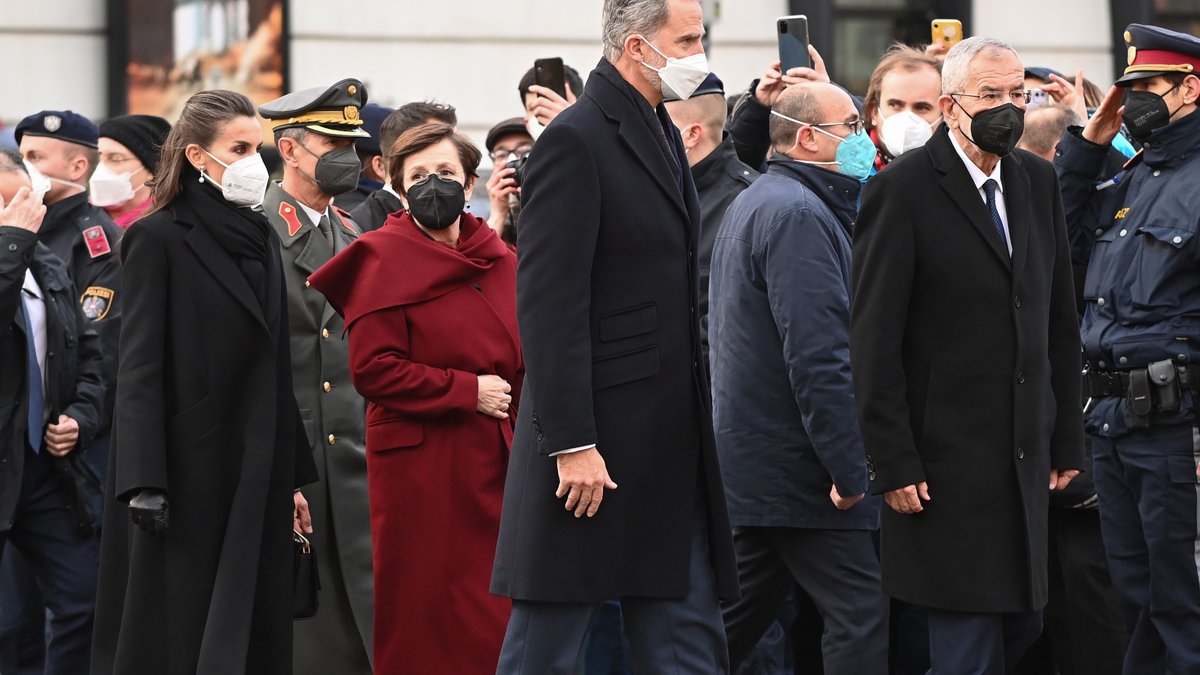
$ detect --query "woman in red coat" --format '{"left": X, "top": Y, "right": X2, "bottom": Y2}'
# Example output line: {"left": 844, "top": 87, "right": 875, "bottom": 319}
{"left": 309, "top": 122, "right": 520, "bottom": 674}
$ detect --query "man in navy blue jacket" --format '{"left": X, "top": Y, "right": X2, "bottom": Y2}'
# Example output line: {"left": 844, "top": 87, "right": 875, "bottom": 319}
{"left": 709, "top": 82, "right": 887, "bottom": 674}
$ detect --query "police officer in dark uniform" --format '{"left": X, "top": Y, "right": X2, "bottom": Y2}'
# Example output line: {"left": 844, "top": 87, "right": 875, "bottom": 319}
{"left": 16, "top": 111, "right": 121, "bottom": 416}
{"left": 0, "top": 164, "right": 106, "bottom": 675}
{"left": 258, "top": 79, "right": 374, "bottom": 675}
{"left": 664, "top": 73, "right": 758, "bottom": 365}
{"left": 1055, "top": 24, "right": 1200, "bottom": 673}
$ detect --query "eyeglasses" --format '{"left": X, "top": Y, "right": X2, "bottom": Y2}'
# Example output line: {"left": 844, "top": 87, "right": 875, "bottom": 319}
{"left": 490, "top": 145, "right": 533, "bottom": 163}
{"left": 812, "top": 119, "right": 865, "bottom": 135}
{"left": 951, "top": 89, "right": 1033, "bottom": 106}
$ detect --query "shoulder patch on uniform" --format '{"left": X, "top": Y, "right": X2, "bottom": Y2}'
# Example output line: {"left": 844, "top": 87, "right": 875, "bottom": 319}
{"left": 279, "top": 202, "right": 305, "bottom": 237}
{"left": 82, "top": 226, "right": 112, "bottom": 258}
{"left": 80, "top": 286, "right": 115, "bottom": 321}
{"left": 332, "top": 207, "right": 359, "bottom": 235}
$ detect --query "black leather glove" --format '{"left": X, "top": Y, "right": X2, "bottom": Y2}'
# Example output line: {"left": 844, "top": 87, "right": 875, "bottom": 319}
{"left": 129, "top": 489, "right": 169, "bottom": 536}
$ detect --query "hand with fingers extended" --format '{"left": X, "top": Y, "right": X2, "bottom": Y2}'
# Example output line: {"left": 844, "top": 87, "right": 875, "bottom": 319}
{"left": 755, "top": 45, "right": 830, "bottom": 107}
{"left": 526, "top": 83, "right": 577, "bottom": 126}
{"left": 555, "top": 447, "right": 618, "bottom": 518}
{"left": 129, "top": 489, "right": 169, "bottom": 536}
{"left": 477, "top": 374, "right": 513, "bottom": 420}
{"left": 0, "top": 186, "right": 47, "bottom": 233}
{"left": 884, "top": 481, "right": 930, "bottom": 515}
{"left": 1082, "top": 85, "right": 1125, "bottom": 146}
{"left": 1040, "top": 68, "right": 1089, "bottom": 122}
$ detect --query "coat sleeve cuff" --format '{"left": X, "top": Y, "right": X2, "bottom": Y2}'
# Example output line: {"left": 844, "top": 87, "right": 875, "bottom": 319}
{"left": 868, "top": 454, "right": 927, "bottom": 496}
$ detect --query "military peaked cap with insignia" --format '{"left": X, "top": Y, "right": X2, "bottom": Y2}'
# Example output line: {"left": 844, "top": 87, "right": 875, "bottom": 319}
{"left": 259, "top": 78, "right": 371, "bottom": 138}
{"left": 1117, "top": 23, "right": 1200, "bottom": 85}
{"left": 15, "top": 110, "right": 100, "bottom": 148}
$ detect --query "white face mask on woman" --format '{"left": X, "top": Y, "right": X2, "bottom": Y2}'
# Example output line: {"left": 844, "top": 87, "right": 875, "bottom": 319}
{"left": 201, "top": 150, "right": 269, "bottom": 207}
{"left": 89, "top": 163, "right": 140, "bottom": 208}
{"left": 879, "top": 109, "right": 940, "bottom": 157}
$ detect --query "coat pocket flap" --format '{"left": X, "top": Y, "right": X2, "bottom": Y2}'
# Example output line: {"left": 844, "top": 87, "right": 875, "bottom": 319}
{"left": 167, "top": 396, "right": 217, "bottom": 447}
{"left": 1168, "top": 454, "right": 1199, "bottom": 485}
{"left": 1138, "top": 224, "right": 1193, "bottom": 249}
{"left": 592, "top": 345, "right": 660, "bottom": 391}
{"left": 599, "top": 303, "right": 657, "bottom": 343}
{"left": 367, "top": 416, "right": 424, "bottom": 450}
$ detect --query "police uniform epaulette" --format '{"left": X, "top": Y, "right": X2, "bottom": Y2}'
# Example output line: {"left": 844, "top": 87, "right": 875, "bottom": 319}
{"left": 1122, "top": 148, "right": 1145, "bottom": 172}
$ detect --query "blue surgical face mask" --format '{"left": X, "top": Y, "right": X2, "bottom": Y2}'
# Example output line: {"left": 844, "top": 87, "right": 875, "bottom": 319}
{"left": 771, "top": 109, "right": 878, "bottom": 181}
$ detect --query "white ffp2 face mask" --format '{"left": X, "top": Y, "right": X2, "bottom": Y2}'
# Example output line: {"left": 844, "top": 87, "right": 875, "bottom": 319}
{"left": 202, "top": 150, "right": 269, "bottom": 207}
{"left": 638, "top": 35, "right": 710, "bottom": 101}
{"left": 879, "top": 109, "right": 939, "bottom": 157}
{"left": 89, "top": 162, "right": 139, "bottom": 208}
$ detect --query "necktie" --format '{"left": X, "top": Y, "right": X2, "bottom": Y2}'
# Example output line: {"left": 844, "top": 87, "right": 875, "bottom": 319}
{"left": 318, "top": 213, "right": 336, "bottom": 253}
{"left": 982, "top": 179, "right": 1009, "bottom": 252}
{"left": 20, "top": 292, "right": 44, "bottom": 454}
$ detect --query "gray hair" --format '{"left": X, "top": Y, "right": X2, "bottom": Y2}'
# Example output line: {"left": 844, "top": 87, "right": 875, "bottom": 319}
{"left": 602, "top": 0, "right": 671, "bottom": 62}
{"left": 941, "top": 36, "right": 1019, "bottom": 95}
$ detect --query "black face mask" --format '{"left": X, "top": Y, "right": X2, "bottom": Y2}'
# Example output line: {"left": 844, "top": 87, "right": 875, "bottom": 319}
{"left": 1122, "top": 85, "right": 1183, "bottom": 141}
{"left": 954, "top": 100, "right": 1025, "bottom": 157}
{"left": 406, "top": 175, "right": 465, "bottom": 230}
{"left": 297, "top": 142, "right": 361, "bottom": 196}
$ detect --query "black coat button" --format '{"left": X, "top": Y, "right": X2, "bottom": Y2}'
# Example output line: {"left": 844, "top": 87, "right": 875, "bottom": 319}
{"left": 1017, "top": 371, "right": 1025, "bottom": 384}
{"left": 1014, "top": 296, "right": 1021, "bottom": 308}
{"left": 1017, "top": 447, "right": 1025, "bottom": 460}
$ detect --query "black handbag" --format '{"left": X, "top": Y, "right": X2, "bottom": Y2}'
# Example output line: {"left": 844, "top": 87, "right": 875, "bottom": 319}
{"left": 293, "top": 530, "right": 321, "bottom": 619}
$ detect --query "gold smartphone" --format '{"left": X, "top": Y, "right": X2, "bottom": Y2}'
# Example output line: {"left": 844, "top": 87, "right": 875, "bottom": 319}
{"left": 931, "top": 19, "right": 964, "bottom": 50}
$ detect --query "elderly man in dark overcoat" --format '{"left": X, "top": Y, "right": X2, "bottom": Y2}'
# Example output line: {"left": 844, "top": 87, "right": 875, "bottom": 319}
{"left": 490, "top": 0, "right": 738, "bottom": 672}
{"left": 850, "top": 36, "right": 1084, "bottom": 674}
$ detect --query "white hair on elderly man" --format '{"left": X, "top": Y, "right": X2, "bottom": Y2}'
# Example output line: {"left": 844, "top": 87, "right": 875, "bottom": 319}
{"left": 940, "top": 36, "right": 1020, "bottom": 95}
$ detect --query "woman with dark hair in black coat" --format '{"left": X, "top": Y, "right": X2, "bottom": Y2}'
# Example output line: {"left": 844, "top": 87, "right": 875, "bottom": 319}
{"left": 91, "top": 89, "right": 317, "bottom": 675}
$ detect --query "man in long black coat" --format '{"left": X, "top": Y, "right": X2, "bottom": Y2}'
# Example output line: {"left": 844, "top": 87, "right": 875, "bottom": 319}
{"left": 850, "top": 37, "right": 1084, "bottom": 673}
{"left": 491, "top": 0, "right": 738, "bottom": 672}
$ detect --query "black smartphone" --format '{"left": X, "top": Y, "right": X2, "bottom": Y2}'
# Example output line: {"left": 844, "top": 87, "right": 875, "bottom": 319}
{"left": 777, "top": 15, "right": 811, "bottom": 72}
{"left": 534, "top": 57, "right": 568, "bottom": 100}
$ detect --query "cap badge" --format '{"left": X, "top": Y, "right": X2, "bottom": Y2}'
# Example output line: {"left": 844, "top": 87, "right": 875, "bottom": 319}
{"left": 43, "top": 115, "right": 62, "bottom": 132}
{"left": 1128, "top": 45, "right": 1137, "bottom": 66}
{"left": 344, "top": 105, "right": 360, "bottom": 121}
{"left": 348, "top": 84, "right": 357, "bottom": 96}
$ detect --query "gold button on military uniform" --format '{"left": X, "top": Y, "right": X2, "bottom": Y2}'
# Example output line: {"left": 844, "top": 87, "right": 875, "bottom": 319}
{"left": 321, "top": 328, "right": 330, "bottom": 339}
{"left": 327, "top": 434, "right": 336, "bottom": 445}
{"left": 305, "top": 280, "right": 311, "bottom": 288}
{"left": 323, "top": 381, "right": 332, "bottom": 392}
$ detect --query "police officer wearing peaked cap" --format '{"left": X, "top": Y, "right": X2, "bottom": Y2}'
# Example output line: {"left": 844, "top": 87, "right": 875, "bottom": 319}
{"left": 259, "top": 79, "right": 375, "bottom": 675}
{"left": 15, "top": 110, "right": 121, "bottom": 429}
{"left": 1054, "top": 23, "right": 1200, "bottom": 673}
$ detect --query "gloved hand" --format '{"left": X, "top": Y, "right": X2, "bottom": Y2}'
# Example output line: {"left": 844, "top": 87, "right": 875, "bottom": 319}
{"left": 129, "top": 489, "right": 169, "bottom": 536}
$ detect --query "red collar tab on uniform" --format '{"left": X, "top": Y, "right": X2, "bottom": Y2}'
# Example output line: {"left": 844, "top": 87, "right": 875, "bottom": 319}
{"left": 82, "top": 225, "right": 111, "bottom": 258}
{"left": 279, "top": 201, "right": 304, "bottom": 237}
{"left": 332, "top": 207, "right": 358, "bottom": 235}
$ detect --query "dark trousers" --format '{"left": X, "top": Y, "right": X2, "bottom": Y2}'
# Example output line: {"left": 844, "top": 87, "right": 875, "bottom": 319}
{"left": 1092, "top": 425, "right": 1200, "bottom": 674}
{"left": 496, "top": 497, "right": 728, "bottom": 675}
{"left": 0, "top": 448, "right": 99, "bottom": 675}
{"left": 0, "top": 550, "right": 48, "bottom": 675}
{"left": 722, "top": 527, "right": 888, "bottom": 674}
{"left": 1012, "top": 507, "right": 1129, "bottom": 675}
{"left": 926, "top": 608, "right": 1042, "bottom": 674}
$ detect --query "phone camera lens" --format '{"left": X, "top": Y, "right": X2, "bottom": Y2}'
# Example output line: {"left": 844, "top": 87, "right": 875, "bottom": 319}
{"left": 779, "top": 21, "right": 788, "bottom": 33}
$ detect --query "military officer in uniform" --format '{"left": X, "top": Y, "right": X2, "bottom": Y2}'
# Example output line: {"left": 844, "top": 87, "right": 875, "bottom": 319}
{"left": 258, "top": 79, "right": 374, "bottom": 675}
{"left": 1056, "top": 24, "right": 1200, "bottom": 674}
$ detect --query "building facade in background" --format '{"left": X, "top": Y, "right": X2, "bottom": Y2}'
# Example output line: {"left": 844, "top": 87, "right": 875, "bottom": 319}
{"left": 1, "top": 0, "right": 1197, "bottom": 156}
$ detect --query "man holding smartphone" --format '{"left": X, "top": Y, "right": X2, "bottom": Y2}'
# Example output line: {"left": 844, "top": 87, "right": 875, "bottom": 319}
{"left": 491, "top": 0, "right": 738, "bottom": 672}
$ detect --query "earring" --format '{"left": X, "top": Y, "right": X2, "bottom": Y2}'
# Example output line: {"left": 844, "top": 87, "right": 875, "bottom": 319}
{"left": 465, "top": 200, "right": 471, "bottom": 209}
{"left": 198, "top": 167, "right": 205, "bottom": 183}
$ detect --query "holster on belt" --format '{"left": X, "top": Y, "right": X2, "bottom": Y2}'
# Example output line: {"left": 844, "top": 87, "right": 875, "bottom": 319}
{"left": 1147, "top": 359, "right": 1181, "bottom": 413}
{"left": 1128, "top": 369, "right": 1152, "bottom": 429}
